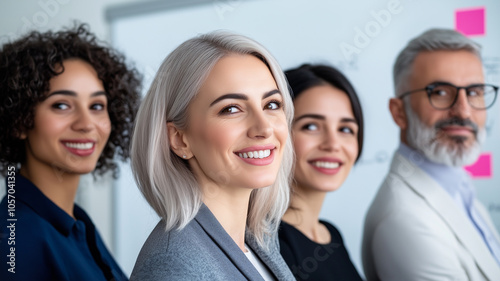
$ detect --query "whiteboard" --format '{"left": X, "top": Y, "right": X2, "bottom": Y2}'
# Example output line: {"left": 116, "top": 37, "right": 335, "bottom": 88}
{"left": 108, "top": 0, "right": 500, "bottom": 276}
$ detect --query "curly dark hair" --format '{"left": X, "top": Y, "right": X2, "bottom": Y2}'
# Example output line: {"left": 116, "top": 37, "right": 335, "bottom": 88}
{"left": 0, "top": 23, "right": 142, "bottom": 177}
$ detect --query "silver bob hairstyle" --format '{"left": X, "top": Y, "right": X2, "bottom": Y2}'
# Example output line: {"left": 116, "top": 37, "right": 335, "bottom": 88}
{"left": 130, "top": 30, "right": 294, "bottom": 249}
{"left": 393, "top": 28, "right": 482, "bottom": 96}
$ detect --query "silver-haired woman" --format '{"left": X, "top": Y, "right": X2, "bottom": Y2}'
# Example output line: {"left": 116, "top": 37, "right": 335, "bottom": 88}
{"left": 129, "top": 31, "right": 295, "bottom": 281}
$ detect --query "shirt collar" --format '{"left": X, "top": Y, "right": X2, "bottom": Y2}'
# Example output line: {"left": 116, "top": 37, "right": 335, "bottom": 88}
{"left": 12, "top": 174, "right": 84, "bottom": 236}
{"left": 397, "top": 143, "right": 474, "bottom": 207}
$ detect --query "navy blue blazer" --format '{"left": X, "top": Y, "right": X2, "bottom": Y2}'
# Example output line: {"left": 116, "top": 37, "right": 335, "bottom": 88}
{"left": 0, "top": 174, "right": 127, "bottom": 281}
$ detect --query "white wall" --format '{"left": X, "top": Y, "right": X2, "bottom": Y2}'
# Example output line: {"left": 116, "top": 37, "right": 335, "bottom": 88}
{"left": 0, "top": 0, "right": 150, "bottom": 43}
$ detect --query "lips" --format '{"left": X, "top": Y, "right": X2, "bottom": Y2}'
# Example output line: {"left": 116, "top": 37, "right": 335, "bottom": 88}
{"left": 434, "top": 117, "right": 478, "bottom": 138}
{"left": 309, "top": 158, "right": 342, "bottom": 175}
{"left": 235, "top": 145, "right": 275, "bottom": 166}
{"left": 440, "top": 126, "right": 474, "bottom": 136}
{"left": 311, "top": 161, "right": 340, "bottom": 169}
{"left": 61, "top": 140, "right": 96, "bottom": 157}
{"left": 237, "top": 149, "right": 271, "bottom": 159}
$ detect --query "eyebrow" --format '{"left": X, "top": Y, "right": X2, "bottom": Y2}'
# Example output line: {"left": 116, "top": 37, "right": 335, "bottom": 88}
{"left": 263, "top": 89, "right": 281, "bottom": 99}
{"left": 294, "top": 114, "right": 325, "bottom": 123}
{"left": 209, "top": 89, "right": 281, "bottom": 107}
{"left": 340, "top": 117, "right": 358, "bottom": 124}
{"left": 47, "top": 90, "right": 106, "bottom": 98}
{"left": 294, "top": 115, "right": 358, "bottom": 124}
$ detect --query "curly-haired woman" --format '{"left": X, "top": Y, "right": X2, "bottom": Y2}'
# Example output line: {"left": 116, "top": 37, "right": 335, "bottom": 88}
{"left": 0, "top": 24, "right": 141, "bottom": 281}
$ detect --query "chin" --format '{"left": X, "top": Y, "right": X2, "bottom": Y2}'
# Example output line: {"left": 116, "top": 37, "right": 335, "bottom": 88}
{"left": 244, "top": 178, "right": 276, "bottom": 190}
{"left": 57, "top": 164, "right": 98, "bottom": 176}
{"left": 440, "top": 137, "right": 474, "bottom": 151}
{"left": 313, "top": 184, "right": 341, "bottom": 193}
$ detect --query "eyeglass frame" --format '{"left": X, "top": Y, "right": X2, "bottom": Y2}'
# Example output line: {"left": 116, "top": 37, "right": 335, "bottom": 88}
{"left": 399, "top": 81, "right": 499, "bottom": 110}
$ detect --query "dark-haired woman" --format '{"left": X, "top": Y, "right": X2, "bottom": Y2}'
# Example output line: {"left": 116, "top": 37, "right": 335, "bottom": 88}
{"left": 279, "top": 64, "right": 364, "bottom": 280}
{"left": 0, "top": 24, "right": 141, "bottom": 281}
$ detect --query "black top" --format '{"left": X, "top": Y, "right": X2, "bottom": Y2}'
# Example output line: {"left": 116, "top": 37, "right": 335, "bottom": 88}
{"left": 279, "top": 220, "right": 363, "bottom": 281}
{"left": 0, "top": 173, "right": 128, "bottom": 281}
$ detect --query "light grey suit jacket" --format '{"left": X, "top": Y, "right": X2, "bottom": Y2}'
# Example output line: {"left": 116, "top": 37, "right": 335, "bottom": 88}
{"left": 362, "top": 151, "right": 500, "bottom": 281}
{"left": 130, "top": 204, "right": 295, "bottom": 281}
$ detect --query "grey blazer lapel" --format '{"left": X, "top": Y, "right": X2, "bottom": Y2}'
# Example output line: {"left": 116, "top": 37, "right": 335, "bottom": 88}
{"left": 194, "top": 204, "right": 264, "bottom": 280}
{"left": 391, "top": 152, "right": 500, "bottom": 280}
{"left": 246, "top": 233, "right": 295, "bottom": 281}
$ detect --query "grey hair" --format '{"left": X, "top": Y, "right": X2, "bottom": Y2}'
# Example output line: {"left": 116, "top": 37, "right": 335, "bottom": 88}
{"left": 393, "top": 28, "right": 482, "bottom": 96}
{"left": 130, "top": 30, "right": 294, "bottom": 249}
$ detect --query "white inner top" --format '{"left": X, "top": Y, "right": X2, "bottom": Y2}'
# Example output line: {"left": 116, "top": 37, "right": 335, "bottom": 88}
{"left": 244, "top": 244, "right": 276, "bottom": 281}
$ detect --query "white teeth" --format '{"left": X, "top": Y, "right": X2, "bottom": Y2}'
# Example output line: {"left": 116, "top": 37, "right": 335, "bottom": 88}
{"left": 238, "top": 149, "right": 271, "bottom": 159}
{"left": 64, "top": 142, "right": 93, "bottom": 150}
{"left": 312, "top": 161, "right": 340, "bottom": 169}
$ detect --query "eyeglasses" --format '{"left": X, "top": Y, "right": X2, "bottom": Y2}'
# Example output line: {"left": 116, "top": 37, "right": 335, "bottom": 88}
{"left": 399, "top": 82, "right": 498, "bottom": 110}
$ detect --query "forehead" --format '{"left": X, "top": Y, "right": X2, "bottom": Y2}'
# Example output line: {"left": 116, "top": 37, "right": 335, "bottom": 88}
{"left": 409, "top": 50, "right": 484, "bottom": 87}
{"left": 198, "top": 54, "right": 277, "bottom": 96}
{"left": 49, "top": 59, "right": 100, "bottom": 85}
{"left": 293, "top": 85, "right": 354, "bottom": 118}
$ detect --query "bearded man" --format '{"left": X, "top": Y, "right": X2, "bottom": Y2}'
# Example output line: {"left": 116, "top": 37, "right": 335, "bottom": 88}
{"left": 362, "top": 28, "right": 500, "bottom": 281}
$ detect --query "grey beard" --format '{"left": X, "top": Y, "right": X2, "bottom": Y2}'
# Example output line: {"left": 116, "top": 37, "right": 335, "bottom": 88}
{"left": 405, "top": 102, "right": 486, "bottom": 167}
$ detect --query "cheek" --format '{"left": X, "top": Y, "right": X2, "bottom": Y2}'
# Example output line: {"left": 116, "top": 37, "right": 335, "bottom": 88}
{"left": 474, "top": 111, "right": 487, "bottom": 128}
{"left": 273, "top": 115, "right": 289, "bottom": 145}
{"left": 98, "top": 116, "right": 112, "bottom": 138}
{"left": 411, "top": 98, "right": 434, "bottom": 126}
{"left": 190, "top": 120, "right": 241, "bottom": 154}
{"left": 346, "top": 141, "right": 359, "bottom": 163}
{"left": 292, "top": 133, "right": 316, "bottom": 161}
{"left": 426, "top": 115, "right": 441, "bottom": 127}
{"left": 415, "top": 109, "right": 442, "bottom": 128}
{"left": 33, "top": 113, "right": 67, "bottom": 139}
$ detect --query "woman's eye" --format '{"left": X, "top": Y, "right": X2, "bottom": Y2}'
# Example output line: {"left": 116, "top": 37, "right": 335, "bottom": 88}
{"left": 302, "top": 123, "right": 319, "bottom": 131}
{"left": 91, "top": 103, "right": 106, "bottom": 111}
{"left": 219, "top": 105, "right": 241, "bottom": 115}
{"left": 340, "top": 126, "right": 354, "bottom": 134}
{"left": 52, "top": 103, "right": 69, "bottom": 110}
{"left": 265, "top": 100, "right": 282, "bottom": 110}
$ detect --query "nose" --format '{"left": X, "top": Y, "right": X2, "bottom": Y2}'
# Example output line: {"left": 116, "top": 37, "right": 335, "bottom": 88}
{"left": 71, "top": 107, "right": 95, "bottom": 133}
{"left": 450, "top": 89, "right": 472, "bottom": 119}
{"left": 247, "top": 110, "right": 273, "bottom": 139}
{"left": 319, "top": 128, "right": 340, "bottom": 152}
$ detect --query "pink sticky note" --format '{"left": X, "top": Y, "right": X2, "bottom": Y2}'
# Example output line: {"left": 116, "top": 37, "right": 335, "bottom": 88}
{"left": 464, "top": 152, "right": 492, "bottom": 178}
{"left": 455, "top": 7, "right": 485, "bottom": 36}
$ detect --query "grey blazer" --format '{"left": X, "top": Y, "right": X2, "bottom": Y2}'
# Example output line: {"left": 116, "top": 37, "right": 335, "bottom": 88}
{"left": 130, "top": 204, "right": 295, "bottom": 281}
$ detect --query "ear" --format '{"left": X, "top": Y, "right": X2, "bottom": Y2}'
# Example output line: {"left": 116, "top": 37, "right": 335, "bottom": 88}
{"left": 389, "top": 98, "right": 408, "bottom": 130}
{"left": 18, "top": 129, "right": 27, "bottom": 140}
{"left": 167, "top": 122, "right": 192, "bottom": 159}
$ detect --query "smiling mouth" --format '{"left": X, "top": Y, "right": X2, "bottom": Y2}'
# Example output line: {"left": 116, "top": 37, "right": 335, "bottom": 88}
{"left": 311, "top": 161, "right": 340, "bottom": 169}
{"left": 63, "top": 142, "right": 94, "bottom": 150}
{"left": 237, "top": 149, "right": 271, "bottom": 159}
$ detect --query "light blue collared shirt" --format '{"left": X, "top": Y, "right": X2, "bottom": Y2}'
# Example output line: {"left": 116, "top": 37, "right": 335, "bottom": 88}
{"left": 398, "top": 143, "right": 500, "bottom": 266}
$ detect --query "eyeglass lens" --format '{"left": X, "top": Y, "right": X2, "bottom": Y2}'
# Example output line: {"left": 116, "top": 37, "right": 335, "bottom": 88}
{"left": 428, "top": 84, "right": 497, "bottom": 109}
